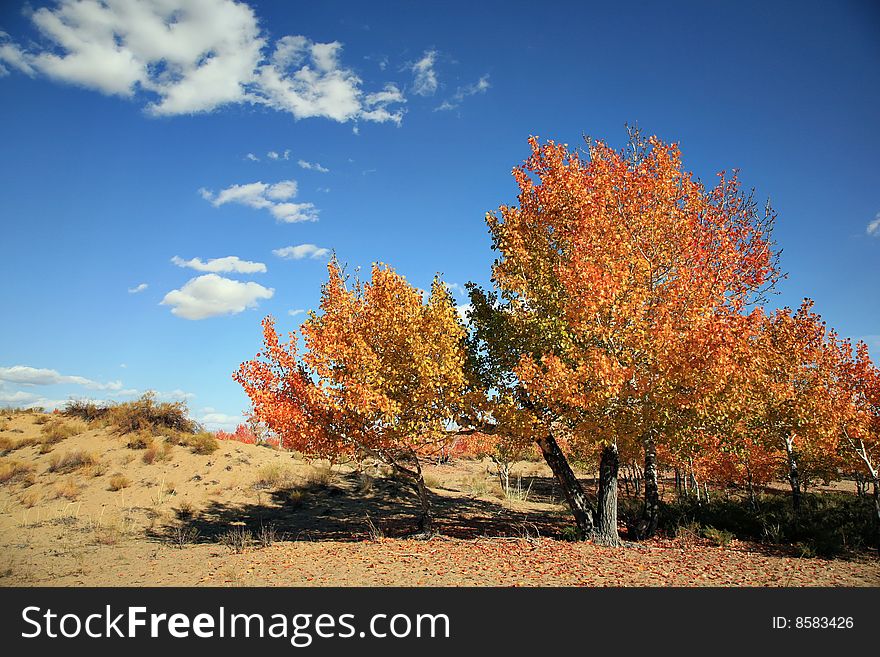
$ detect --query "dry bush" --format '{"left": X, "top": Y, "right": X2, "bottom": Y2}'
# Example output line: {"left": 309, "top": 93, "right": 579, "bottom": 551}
{"left": 257, "top": 523, "right": 279, "bottom": 548}
{"left": 0, "top": 435, "right": 13, "bottom": 453}
{"left": 142, "top": 445, "right": 158, "bottom": 464}
{"left": 33, "top": 414, "right": 52, "bottom": 425}
{"left": 186, "top": 432, "right": 218, "bottom": 455}
{"left": 62, "top": 399, "right": 109, "bottom": 423}
{"left": 105, "top": 392, "right": 198, "bottom": 435}
{"left": 47, "top": 449, "right": 99, "bottom": 474}
{"left": 0, "top": 459, "right": 34, "bottom": 485}
{"left": 108, "top": 473, "right": 130, "bottom": 491}
{"left": 218, "top": 526, "right": 251, "bottom": 553}
{"left": 171, "top": 523, "right": 200, "bottom": 548}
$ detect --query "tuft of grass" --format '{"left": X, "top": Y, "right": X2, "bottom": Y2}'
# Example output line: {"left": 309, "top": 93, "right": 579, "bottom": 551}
{"left": 40, "top": 419, "right": 87, "bottom": 447}
{"left": 422, "top": 473, "right": 442, "bottom": 490}
{"left": 253, "top": 463, "right": 292, "bottom": 490}
{"left": 0, "top": 459, "right": 35, "bottom": 485}
{"left": 186, "top": 432, "right": 218, "bottom": 455}
{"left": 33, "top": 414, "right": 52, "bottom": 425}
{"left": 463, "top": 474, "right": 490, "bottom": 497}
{"left": 108, "top": 473, "right": 130, "bottom": 491}
{"left": 218, "top": 526, "right": 252, "bottom": 553}
{"left": 18, "top": 489, "right": 40, "bottom": 508}
{"left": 127, "top": 431, "right": 153, "bottom": 450}
{"left": 257, "top": 523, "right": 279, "bottom": 548}
{"left": 48, "top": 449, "right": 99, "bottom": 474}
{"left": 305, "top": 463, "right": 334, "bottom": 488}
{"left": 53, "top": 479, "right": 82, "bottom": 500}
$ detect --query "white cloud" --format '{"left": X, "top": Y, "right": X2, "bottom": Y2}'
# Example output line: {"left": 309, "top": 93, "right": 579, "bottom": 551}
{"left": 298, "top": 159, "right": 329, "bottom": 173}
{"left": 867, "top": 213, "right": 880, "bottom": 237}
{"left": 245, "top": 152, "right": 259, "bottom": 161}
{"left": 273, "top": 244, "right": 331, "bottom": 260}
{"left": 128, "top": 282, "right": 148, "bottom": 294}
{"left": 435, "top": 75, "right": 490, "bottom": 111}
{"left": 0, "top": 389, "right": 40, "bottom": 404}
{"left": 161, "top": 274, "right": 274, "bottom": 320}
{"left": 446, "top": 282, "right": 467, "bottom": 297}
{"left": 254, "top": 35, "right": 404, "bottom": 124}
{"left": 1, "top": 1, "right": 405, "bottom": 124}
{"left": 411, "top": 50, "right": 438, "bottom": 96}
{"left": 0, "top": 365, "right": 123, "bottom": 391}
{"left": 200, "top": 179, "right": 318, "bottom": 223}
{"left": 288, "top": 308, "right": 305, "bottom": 317}
{"left": 456, "top": 303, "right": 473, "bottom": 323}
{"left": 267, "top": 149, "right": 290, "bottom": 160}
{"left": 171, "top": 255, "right": 266, "bottom": 274}
{"left": 198, "top": 408, "right": 244, "bottom": 431}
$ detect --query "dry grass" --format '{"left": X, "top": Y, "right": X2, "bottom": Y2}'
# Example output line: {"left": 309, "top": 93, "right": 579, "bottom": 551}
{"left": 253, "top": 463, "right": 293, "bottom": 490}
{"left": 108, "top": 473, "right": 130, "bottom": 491}
{"left": 47, "top": 449, "right": 99, "bottom": 474}
{"left": 18, "top": 489, "right": 39, "bottom": 508}
{"left": 305, "top": 463, "right": 335, "bottom": 488}
{"left": 40, "top": 418, "right": 87, "bottom": 448}
{"left": 53, "top": 479, "right": 82, "bottom": 500}
{"left": 126, "top": 431, "right": 153, "bottom": 450}
{"left": 0, "top": 459, "right": 35, "bottom": 485}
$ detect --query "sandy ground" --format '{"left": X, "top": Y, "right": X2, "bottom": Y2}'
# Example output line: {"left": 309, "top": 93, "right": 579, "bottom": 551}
{"left": 1, "top": 411, "right": 878, "bottom": 587}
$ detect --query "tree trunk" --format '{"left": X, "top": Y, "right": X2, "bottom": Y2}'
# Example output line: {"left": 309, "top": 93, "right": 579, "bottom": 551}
{"left": 412, "top": 470, "right": 433, "bottom": 533}
{"left": 746, "top": 466, "right": 758, "bottom": 510}
{"left": 595, "top": 443, "right": 620, "bottom": 546}
{"left": 784, "top": 438, "right": 801, "bottom": 512}
{"left": 872, "top": 477, "right": 880, "bottom": 550}
{"left": 536, "top": 433, "right": 595, "bottom": 538}
{"left": 635, "top": 435, "right": 660, "bottom": 539}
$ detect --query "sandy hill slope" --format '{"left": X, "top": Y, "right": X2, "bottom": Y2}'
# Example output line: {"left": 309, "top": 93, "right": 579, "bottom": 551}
{"left": 1, "top": 411, "right": 879, "bottom": 587}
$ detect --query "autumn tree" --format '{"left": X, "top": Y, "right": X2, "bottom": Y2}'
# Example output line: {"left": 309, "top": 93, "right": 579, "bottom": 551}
{"left": 234, "top": 260, "right": 467, "bottom": 533}
{"left": 835, "top": 339, "right": 880, "bottom": 543}
{"left": 466, "top": 128, "right": 779, "bottom": 542}
{"left": 745, "top": 300, "right": 842, "bottom": 511}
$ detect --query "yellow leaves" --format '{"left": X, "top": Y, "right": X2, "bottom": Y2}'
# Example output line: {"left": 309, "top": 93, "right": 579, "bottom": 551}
{"left": 235, "top": 259, "right": 468, "bottom": 460}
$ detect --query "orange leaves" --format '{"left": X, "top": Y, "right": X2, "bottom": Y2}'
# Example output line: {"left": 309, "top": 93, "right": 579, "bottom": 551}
{"left": 234, "top": 259, "right": 468, "bottom": 462}
{"left": 482, "top": 130, "right": 781, "bottom": 457}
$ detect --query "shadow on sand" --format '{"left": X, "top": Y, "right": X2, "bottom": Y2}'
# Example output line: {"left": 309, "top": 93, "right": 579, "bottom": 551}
{"left": 151, "top": 470, "right": 588, "bottom": 544}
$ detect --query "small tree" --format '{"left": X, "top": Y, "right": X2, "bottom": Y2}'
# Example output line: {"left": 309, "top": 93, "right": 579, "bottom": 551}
{"left": 234, "top": 260, "right": 467, "bottom": 533}
{"left": 836, "top": 339, "right": 880, "bottom": 544}
{"left": 747, "top": 300, "right": 841, "bottom": 511}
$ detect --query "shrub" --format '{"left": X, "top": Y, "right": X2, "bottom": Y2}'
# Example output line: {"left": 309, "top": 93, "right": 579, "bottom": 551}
{"left": 47, "top": 449, "right": 98, "bottom": 473}
{"left": 62, "top": 399, "right": 109, "bottom": 423}
{"left": 187, "top": 432, "right": 218, "bottom": 455}
{"left": 105, "top": 392, "right": 199, "bottom": 435}
{"left": 658, "top": 492, "right": 877, "bottom": 557}
{"left": 108, "top": 474, "right": 130, "bottom": 491}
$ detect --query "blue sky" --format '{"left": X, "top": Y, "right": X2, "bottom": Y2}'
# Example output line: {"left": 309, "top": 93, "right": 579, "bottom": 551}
{"left": 0, "top": 0, "right": 878, "bottom": 429}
